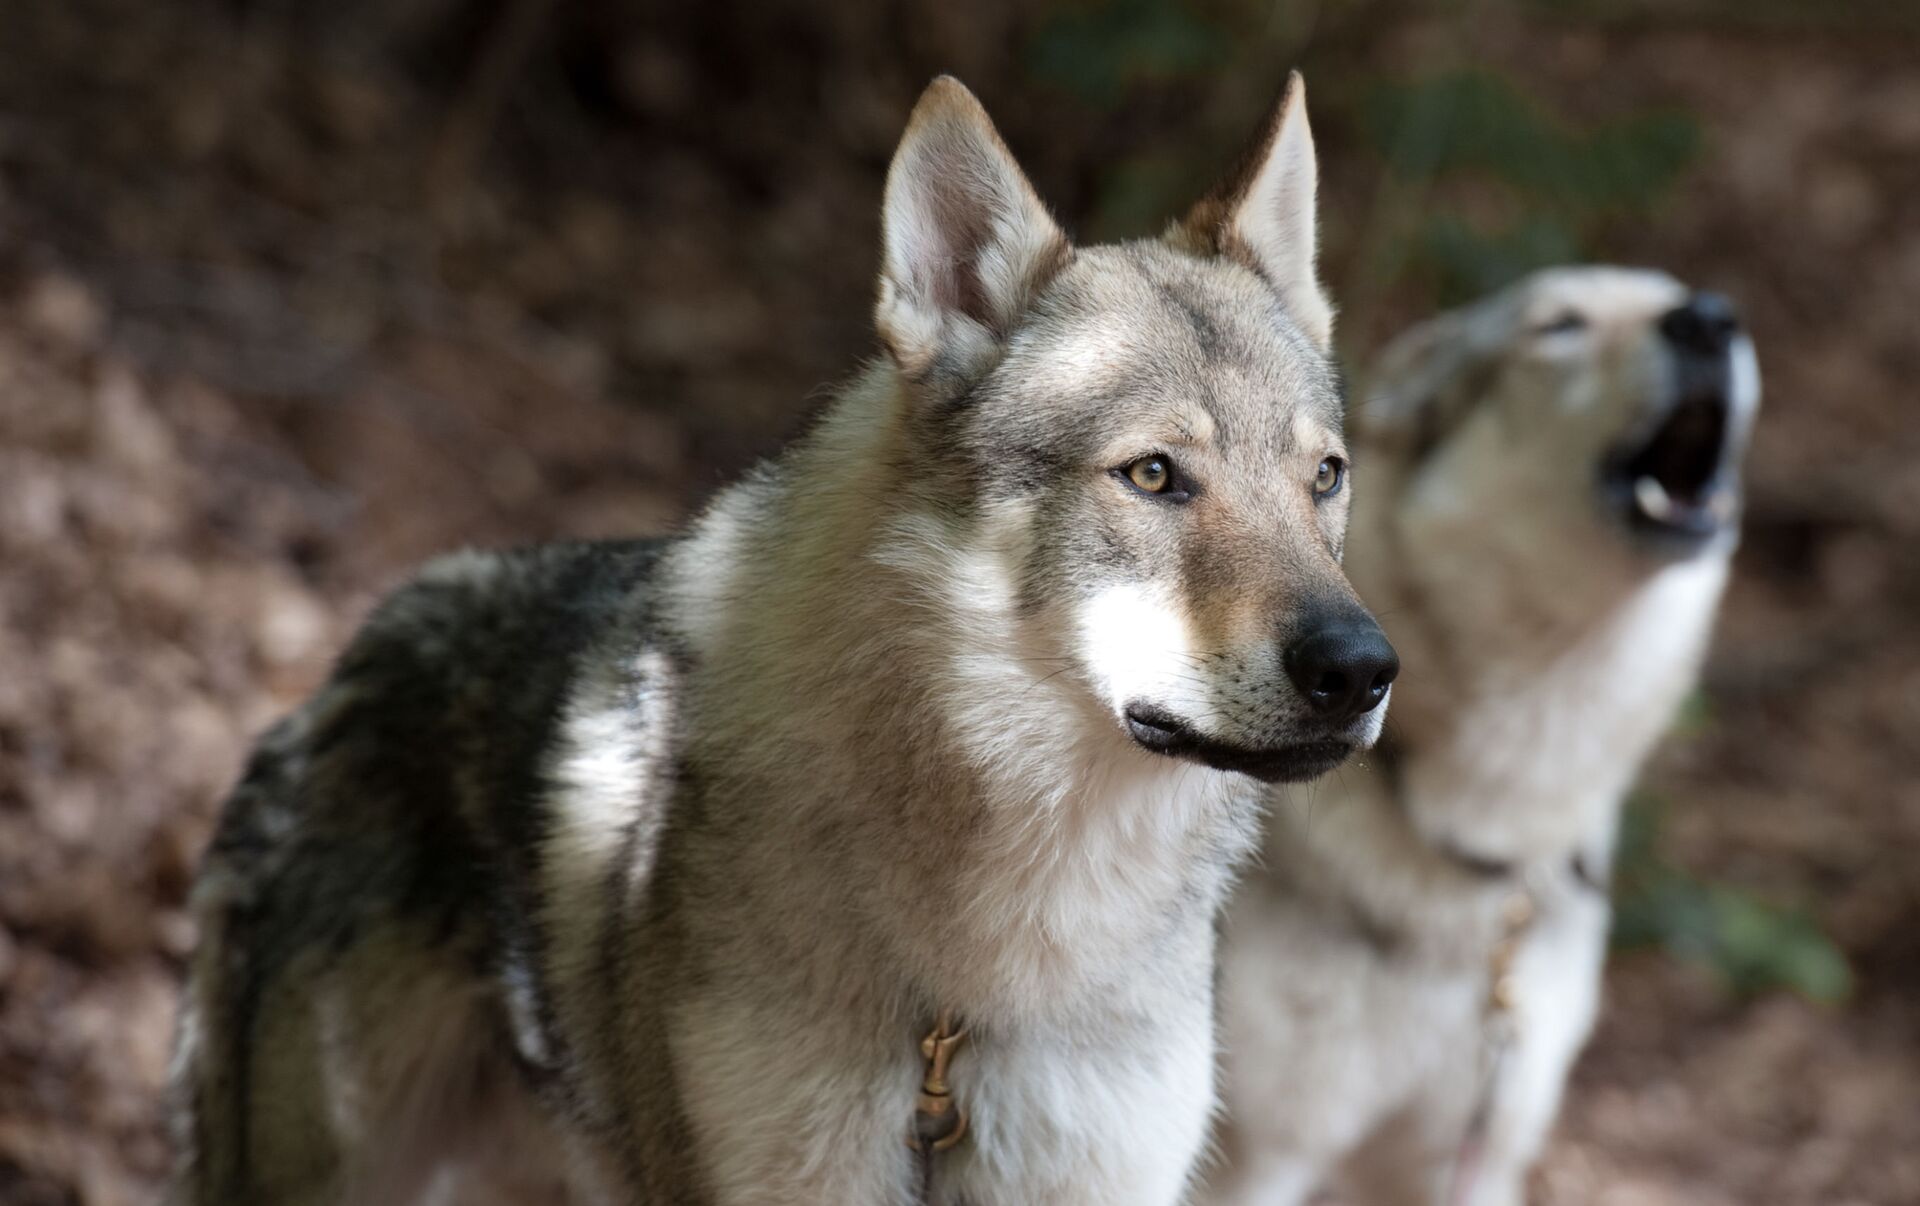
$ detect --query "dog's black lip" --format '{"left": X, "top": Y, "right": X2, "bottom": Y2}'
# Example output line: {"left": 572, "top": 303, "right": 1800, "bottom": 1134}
{"left": 1123, "top": 704, "right": 1356, "bottom": 784}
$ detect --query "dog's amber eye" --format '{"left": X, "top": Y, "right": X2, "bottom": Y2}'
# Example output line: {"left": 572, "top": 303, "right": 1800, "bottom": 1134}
{"left": 1314, "top": 456, "right": 1345, "bottom": 498}
{"left": 1126, "top": 456, "right": 1173, "bottom": 494}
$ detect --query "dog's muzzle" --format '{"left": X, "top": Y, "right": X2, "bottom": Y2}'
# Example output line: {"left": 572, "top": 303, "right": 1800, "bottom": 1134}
{"left": 1602, "top": 291, "right": 1746, "bottom": 549}
{"left": 1122, "top": 610, "right": 1396, "bottom": 784}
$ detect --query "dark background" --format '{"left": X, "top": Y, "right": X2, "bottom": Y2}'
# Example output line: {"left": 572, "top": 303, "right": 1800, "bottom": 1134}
{"left": 2, "top": 1, "right": 1917, "bottom": 1201}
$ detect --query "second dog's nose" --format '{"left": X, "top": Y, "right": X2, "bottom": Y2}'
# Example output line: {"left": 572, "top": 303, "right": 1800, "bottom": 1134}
{"left": 1659, "top": 292, "right": 1740, "bottom": 358}
{"left": 1284, "top": 619, "right": 1400, "bottom": 721}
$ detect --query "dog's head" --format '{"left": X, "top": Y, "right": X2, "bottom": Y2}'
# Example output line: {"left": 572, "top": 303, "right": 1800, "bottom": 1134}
{"left": 1356, "top": 266, "right": 1760, "bottom": 570}
{"left": 868, "top": 75, "right": 1393, "bottom": 784}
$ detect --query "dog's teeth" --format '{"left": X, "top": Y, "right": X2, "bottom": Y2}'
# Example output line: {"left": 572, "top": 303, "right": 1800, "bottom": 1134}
{"left": 1634, "top": 475, "right": 1675, "bottom": 520}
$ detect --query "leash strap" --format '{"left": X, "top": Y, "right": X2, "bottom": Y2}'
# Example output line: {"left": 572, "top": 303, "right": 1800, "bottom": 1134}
{"left": 907, "top": 1008, "right": 968, "bottom": 1201}
{"left": 1444, "top": 889, "right": 1534, "bottom": 1206}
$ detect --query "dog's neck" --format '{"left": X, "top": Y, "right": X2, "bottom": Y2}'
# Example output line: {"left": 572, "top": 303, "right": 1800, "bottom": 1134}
{"left": 1344, "top": 468, "right": 1735, "bottom": 871}
{"left": 660, "top": 365, "right": 1255, "bottom": 1026}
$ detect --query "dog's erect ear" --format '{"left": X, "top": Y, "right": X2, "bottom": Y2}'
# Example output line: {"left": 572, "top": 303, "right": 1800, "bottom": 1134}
{"left": 876, "top": 77, "right": 1071, "bottom": 384}
{"left": 1352, "top": 308, "right": 1491, "bottom": 457}
{"left": 1170, "top": 72, "right": 1332, "bottom": 351}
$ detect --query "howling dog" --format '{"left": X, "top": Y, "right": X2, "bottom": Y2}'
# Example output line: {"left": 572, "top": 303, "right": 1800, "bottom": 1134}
{"left": 168, "top": 74, "right": 1399, "bottom": 1205}
{"left": 1208, "top": 267, "right": 1758, "bottom": 1206}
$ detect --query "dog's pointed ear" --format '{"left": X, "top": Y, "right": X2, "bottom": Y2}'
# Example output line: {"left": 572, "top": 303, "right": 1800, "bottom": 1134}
{"left": 876, "top": 77, "right": 1071, "bottom": 384}
{"left": 1170, "top": 71, "right": 1332, "bottom": 350}
{"left": 1352, "top": 308, "right": 1488, "bottom": 456}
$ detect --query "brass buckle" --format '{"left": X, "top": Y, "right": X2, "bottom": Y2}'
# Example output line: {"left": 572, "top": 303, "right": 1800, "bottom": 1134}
{"left": 907, "top": 1008, "right": 968, "bottom": 1152}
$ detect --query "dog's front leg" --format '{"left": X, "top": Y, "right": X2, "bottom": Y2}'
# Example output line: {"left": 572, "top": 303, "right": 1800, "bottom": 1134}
{"left": 669, "top": 990, "right": 921, "bottom": 1205}
{"left": 1436, "top": 905, "right": 1605, "bottom": 1206}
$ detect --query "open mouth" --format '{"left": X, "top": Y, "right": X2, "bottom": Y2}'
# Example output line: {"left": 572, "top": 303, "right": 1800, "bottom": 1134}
{"left": 1124, "top": 704, "right": 1354, "bottom": 784}
{"left": 1603, "top": 387, "right": 1739, "bottom": 546}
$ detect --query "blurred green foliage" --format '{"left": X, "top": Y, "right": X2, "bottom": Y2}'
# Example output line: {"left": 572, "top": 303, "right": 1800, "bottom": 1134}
{"left": 1081, "top": 152, "right": 1198, "bottom": 243}
{"left": 1026, "top": 0, "right": 1231, "bottom": 107}
{"left": 1612, "top": 796, "right": 1853, "bottom": 1004}
{"left": 1360, "top": 68, "right": 1700, "bottom": 301}
{"left": 1667, "top": 687, "right": 1716, "bottom": 740}
{"left": 1412, "top": 214, "right": 1582, "bottom": 302}
{"left": 1362, "top": 69, "right": 1698, "bottom": 209}
{"left": 1026, "top": 1, "right": 1704, "bottom": 301}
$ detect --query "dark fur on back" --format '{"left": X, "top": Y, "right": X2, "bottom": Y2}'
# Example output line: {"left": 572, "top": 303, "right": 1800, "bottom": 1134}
{"left": 175, "top": 541, "right": 675, "bottom": 1199}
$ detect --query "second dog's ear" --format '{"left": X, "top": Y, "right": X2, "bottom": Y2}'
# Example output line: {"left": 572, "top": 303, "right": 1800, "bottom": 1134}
{"left": 1352, "top": 308, "right": 1489, "bottom": 458}
{"left": 1171, "top": 72, "right": 1333, "bottom": 351}
{"left": 876, "top": 77, "right": 1071, "bottom": 385}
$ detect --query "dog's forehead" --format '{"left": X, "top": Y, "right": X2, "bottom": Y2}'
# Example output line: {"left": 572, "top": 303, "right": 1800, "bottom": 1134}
{"left": 1517, "top": 266, "right": 1687, "bottom": 327}
{"left": 1003, "top": 242, "right": 1341, "bottom": 435}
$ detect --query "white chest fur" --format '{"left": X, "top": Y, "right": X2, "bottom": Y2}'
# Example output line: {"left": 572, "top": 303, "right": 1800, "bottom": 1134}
{"left": 937, "top": 970, "right": 1220, "bottom": 1206}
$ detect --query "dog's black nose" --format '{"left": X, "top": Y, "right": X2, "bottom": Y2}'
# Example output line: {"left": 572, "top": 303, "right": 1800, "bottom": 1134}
{"left": 1659, "top": 292, "right": 1740, "bottom": 358}
{"left": 1284, "top": 618, "right": 1399, "bottom": 721}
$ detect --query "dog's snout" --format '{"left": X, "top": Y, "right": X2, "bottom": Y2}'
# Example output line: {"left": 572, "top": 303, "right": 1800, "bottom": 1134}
{"left": 1284, "top": 618, "right": 1399, "bottom": 722}
{"left": 1659, "top": 292, "right": 1740, "bottom": 358}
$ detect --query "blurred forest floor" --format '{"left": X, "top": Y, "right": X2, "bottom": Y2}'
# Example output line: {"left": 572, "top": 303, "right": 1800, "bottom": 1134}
{"left": 2, "top": 1, "right": 1918, "bottom": 1203}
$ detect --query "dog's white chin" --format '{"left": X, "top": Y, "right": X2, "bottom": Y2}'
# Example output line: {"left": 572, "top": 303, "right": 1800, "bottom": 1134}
{"left": 1350, "top": 689, "right": 1391, "bottom": 749}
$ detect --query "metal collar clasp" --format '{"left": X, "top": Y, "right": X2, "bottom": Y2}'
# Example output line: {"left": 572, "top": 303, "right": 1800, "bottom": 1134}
{"left": 908, "top": 1008, "right": 968, "bottom": 1153}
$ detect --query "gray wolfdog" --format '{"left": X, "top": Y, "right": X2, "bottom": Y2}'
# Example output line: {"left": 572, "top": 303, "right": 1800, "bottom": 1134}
{"left": 168, "top": 74, "right": 1399, "bottom": 1205}
{"left": 1206, "top": 267, "right": 1758, "bottom": 1206}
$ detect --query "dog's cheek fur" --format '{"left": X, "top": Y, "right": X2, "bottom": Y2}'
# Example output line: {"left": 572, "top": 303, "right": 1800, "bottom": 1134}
{"left": 937, "top": 362, "right": 1365, "bottom": 752}
{"left": 987, "top": 450, "right": 1211, "bottom": 722}
{"left": 1074, "top": 579, "right": 1202, "bottom": 716}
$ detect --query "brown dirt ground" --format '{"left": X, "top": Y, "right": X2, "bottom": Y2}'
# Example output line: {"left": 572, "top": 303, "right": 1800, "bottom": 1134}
{"left": 0, "top": 2, "right": 1915, "bottom": 1203}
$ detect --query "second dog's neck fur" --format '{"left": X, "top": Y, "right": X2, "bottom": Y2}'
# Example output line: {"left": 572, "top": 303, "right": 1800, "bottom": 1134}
{"left": 1258, "top": 466, "right": 1732, "bottom": 948}
{"left": 659, "top": 365, "right": 1259, "bottom": 1029}
{"left": 1375, "top": 538, "right": 1729, "bottom": 870}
